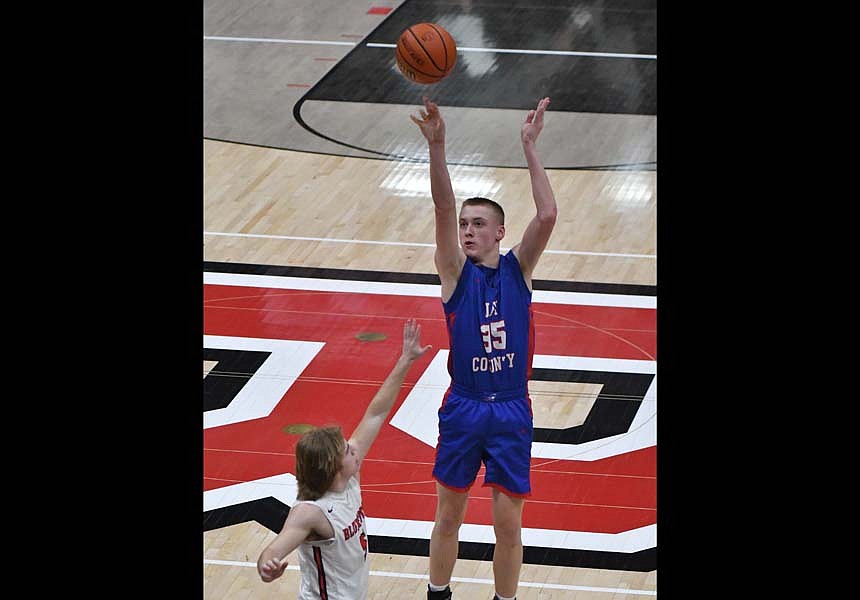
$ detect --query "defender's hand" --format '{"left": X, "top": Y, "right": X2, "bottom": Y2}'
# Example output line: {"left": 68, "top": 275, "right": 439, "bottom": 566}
{"left": 259, "top": 557, "right": 289, "bottom": 582}
{"left": 402, "top": 318, "right": 432, "bottom": 362}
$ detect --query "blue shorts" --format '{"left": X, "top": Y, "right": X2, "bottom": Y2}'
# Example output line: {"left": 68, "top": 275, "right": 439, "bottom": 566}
{"left": 432, "top": 386, "right": 533, "bottom": 497}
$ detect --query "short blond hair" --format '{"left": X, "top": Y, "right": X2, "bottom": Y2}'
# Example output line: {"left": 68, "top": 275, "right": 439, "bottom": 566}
{"left": 462, "top": 196, "right": 505, "bottom": 224}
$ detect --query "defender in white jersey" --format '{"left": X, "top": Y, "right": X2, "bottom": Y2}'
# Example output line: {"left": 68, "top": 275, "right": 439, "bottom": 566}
{"left": 257, "top": 319, "right": 431, "bottom": 599}
{"left": 295, "top": 476, "right": 368, "bottom": 599}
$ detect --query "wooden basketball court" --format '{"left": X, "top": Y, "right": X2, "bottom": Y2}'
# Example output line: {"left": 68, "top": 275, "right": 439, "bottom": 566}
{"left": 203, "top": 1, "right": 656, "bottom": 598}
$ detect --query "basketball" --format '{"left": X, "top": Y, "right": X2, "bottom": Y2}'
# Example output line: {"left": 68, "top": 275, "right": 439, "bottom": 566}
{"left": 395, "top": 23, "right": 457, "bottom": 84}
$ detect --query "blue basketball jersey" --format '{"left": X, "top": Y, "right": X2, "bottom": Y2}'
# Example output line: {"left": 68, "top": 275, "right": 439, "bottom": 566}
{"left": 443, "top": 251, "right": 534, "bottom": 398}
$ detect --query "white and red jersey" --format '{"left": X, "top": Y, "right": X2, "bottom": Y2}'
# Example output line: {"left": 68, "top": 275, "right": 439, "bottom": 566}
{"left": 296, "top": 476, "right": 369, "bottom": 600}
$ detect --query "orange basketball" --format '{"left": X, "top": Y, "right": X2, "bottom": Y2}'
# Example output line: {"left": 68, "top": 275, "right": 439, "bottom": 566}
{"left": 395, "top": 23, "right": 457, "bottom": 84}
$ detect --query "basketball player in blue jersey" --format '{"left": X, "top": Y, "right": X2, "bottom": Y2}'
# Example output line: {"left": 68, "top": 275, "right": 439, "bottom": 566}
{"left": 411, "top": 96, "right": 557, "bottom": 600}
{"left": 257, "top": 319, "right": 431, "bottom": 599}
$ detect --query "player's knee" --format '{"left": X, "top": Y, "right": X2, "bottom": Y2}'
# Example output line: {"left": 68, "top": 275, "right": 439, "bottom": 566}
{"left": 492, "top": 518, "right": 522, "bottom": 544}
{"left": 434, "top": 509, "right": 465, "bottom": 537}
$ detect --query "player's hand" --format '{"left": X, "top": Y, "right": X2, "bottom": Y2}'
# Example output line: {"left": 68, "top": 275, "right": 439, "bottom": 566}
{"left": 402, "top": 318, "right": 432, "bottom": 362}
{"left": 259, "top": 557, "right": 289, "bottom": 582}
{"left": 522, "top": 97, "right": 550, "bottom": 145}
{"left": 410, "top": 96, "right": 446, "bottom": 144}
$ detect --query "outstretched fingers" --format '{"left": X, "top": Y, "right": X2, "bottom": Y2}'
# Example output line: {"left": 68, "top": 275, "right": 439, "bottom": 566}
{"left": 534, "top": 97, "right": 551, "bottom": 124}
{"left": 404, "top": 318, "right": 422, "bottom": 346}
{"left": 411, "top": 102, "right": 434, "bottom": 125}
{"left": 403, "top": 318, "right": 432, "bottom": 358}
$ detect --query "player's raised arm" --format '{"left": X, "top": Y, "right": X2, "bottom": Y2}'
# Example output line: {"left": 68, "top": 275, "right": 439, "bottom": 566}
{"left": 411, "top": 96, "right": 466, "bottom": 298}
{"left": 512, "top": 97, "right": 558, "bottom": 288}
{"left": 348, "top": 319, "right": 431, "bottom": 467}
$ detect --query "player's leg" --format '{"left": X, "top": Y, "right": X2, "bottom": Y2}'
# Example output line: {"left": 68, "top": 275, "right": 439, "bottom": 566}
{"left": 428, "top": 484, "right": 470, "bottom": 597}
{"left": 482, "top": 398, "right": 532, "bottom": 599}
{"left": 429, "top": 392, "right": 485, "bottom": 598}
{"left": 490, "top": 488, "right": 525, "bottom": 598}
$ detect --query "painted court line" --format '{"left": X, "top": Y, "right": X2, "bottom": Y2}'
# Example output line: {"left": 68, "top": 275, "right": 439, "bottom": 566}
{"left": 203, "top": 231, "right": 656, "bottom": 260}
{"left": 203, "top": 559, "right": 656, "bottom": 595}
{"left": 204, "top": 35, "right": 355, "bottom": 46}
{"left": 368, "top": 42, "right": 656, "bottom": 59}
{"left": 203, "top": 36, "right": 656, "bottom": 60}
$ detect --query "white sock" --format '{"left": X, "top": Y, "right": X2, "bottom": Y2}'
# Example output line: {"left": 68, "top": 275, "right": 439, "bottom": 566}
{"left": 428, "top": 582, "right": 450, "bottom": 592}
{"left": 494, "top": 594, "right": 516, "bottom": 600}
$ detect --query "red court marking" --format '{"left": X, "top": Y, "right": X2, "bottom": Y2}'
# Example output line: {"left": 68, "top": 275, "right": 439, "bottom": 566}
{"left": 204, "top": 283, "right": 656, "bottom": 534}
{"left": 368, "top": 7, "right": 393, "bottom": 15}
{"left": 203, "top": 286, "right": 656, "bottom": 361}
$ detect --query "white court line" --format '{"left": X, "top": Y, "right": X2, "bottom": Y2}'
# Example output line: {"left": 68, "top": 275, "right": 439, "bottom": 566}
{"left": 203, "top": 36, "right": 656, "bottom": 60}
{"left": 368, "top": 42, "right": 656, "bottom": 60}
{"left": 203, "top": 559, "right": 656, "bottom": 595}
{"left": 202, "top": 231, "right": 656, "bottom": 260}
{"left": 204, "top": 271, "right": 656, "bottom": 308}
{"left": 204, "top": 35, "right": 355, "bottom": 46}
